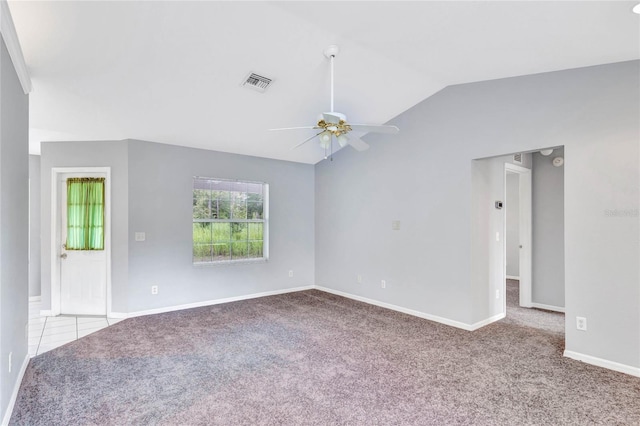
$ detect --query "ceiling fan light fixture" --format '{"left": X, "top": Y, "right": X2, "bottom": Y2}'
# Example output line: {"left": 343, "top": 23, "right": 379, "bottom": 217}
{"left": 337, "top": 134, "right": 349, "bottom": 147}
{"left": 319, "top": 131, "right": 332, "bottom": 148}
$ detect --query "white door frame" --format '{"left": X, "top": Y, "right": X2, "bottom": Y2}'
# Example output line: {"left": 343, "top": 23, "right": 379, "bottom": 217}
{"left": 51, "top": 167, "right": 112, "bottom": 316}
{"left": 504, "top": 163, "right": 532, "bottom": 308}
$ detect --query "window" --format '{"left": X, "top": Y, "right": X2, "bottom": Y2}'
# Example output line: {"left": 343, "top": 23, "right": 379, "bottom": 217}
{"left": 66, "top": 177, "right": 105, "bottom": 250}
{"left": 193, "top": 177, "right": 268, "bottom": 264}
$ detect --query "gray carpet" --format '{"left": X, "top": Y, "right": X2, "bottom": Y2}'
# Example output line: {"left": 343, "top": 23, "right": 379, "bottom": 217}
{"left": 504, "top": 279, "right": 565, "bottom": 335}
{"left": 10, "top": 284, "right": 640, "bottom": 425}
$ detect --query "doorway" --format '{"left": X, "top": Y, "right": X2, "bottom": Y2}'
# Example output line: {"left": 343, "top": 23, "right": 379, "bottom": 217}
{"left": 502, "top": 151, "right": 565, "bottom": 334}
{"left": 51, "top": 167, "right": 111, "bottom": 316}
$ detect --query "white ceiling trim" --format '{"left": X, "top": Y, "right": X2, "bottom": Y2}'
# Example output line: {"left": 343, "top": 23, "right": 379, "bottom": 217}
{"left": 0, "top": 0, "right": 31, "bottom": 94}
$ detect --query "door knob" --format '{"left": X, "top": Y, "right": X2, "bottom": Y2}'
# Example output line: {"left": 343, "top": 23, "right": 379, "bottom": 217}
{"left": 60, "top": 253, "right": 67, "bottom": 259}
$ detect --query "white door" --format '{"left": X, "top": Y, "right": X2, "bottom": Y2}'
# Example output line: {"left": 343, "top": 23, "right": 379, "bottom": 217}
{"left": 504, "top": 163, "right": 532, "bottom": 308}
{"left": 59, "top": 173, "right": 107, "bottom": 315}
{"left": 517, "top": 169, "right": 532, "bottom": 308}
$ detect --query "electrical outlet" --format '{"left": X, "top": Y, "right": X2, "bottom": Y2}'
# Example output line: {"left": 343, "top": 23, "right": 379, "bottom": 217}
{"left": 288, "top": 270, "right": 293, "bottom": 278}
{"left": 381, "top": 280, "right": 386, "bottom": 289}
{"left": 8, "top": 352, "right": 12, "bottom": 373}
{"left": 495, "top": 289, "right": 500, "bottom": 299}
{"left": 151, "top": 285, "right": 158, "bottom": 295}
{"left": 576, "top": 316, "right": 587, "bottom": 331}
{"left": 357, "top": 274, "right": 362, "bottom": 284}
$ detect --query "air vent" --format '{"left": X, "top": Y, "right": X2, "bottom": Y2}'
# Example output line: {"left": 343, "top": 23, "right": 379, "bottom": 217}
{"left": 513, "top": 153, "right": 522, "bottom": 164}
{"left": 241, "top": 73, "right": 272, "bottom": 93}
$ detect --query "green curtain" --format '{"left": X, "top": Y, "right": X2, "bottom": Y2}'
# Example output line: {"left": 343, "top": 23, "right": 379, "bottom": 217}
{"left": 66, "top": 178, "right": 105, "bottom": 250}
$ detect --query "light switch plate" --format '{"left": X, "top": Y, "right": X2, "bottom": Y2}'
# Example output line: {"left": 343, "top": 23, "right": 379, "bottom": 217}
{"left": 135, "top": 232, "right": 146, "bottom": 242}
{"left": 392, "top": 221, "right": 401, "bottom": 231}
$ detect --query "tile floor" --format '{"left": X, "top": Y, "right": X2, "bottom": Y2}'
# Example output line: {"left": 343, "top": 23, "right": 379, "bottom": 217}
{"left": 29, "top": 298, "right": 124, "bottom": 357}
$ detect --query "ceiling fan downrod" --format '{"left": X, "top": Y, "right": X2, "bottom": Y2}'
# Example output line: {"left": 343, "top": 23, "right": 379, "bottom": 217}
{"left": 324, "top": 45, "right": 340, "bottom": 113}
{"left": 330, "top": 54, "right": 334, "bottom": 112}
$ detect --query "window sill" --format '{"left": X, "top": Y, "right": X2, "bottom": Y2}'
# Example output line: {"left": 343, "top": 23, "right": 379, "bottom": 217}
{"left": 193, "top": 258, "right": 268, "bottom": 267}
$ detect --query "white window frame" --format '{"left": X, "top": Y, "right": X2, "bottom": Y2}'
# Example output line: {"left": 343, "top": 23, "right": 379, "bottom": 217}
{"left": 192, "top": 177, "right": 269, "bottom": 265}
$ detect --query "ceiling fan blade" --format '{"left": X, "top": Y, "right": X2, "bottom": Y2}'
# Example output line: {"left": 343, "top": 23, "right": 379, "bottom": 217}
{"left": 290, "top": 131, "right": 324, "bottom": 150}
{"left": 270, "top": 126, "right": 319, "bottom": 131}
{"left": 347, "top": 137, "right": 370, "bottom": 152}
{"left": 349, "top": 124, "right": 400, "bottom": 134}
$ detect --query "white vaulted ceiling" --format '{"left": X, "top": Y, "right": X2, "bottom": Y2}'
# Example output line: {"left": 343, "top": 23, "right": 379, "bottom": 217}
{"left": 8, "top": 1, "right": 640, "bottom": 164}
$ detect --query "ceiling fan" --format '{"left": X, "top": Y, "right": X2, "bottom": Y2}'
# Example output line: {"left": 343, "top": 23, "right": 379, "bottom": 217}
{"left": 270, "top": 45, "right": 399, "bottom": 158}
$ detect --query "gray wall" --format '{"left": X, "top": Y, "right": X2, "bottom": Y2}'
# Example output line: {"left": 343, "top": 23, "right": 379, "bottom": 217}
{"left": 0, "top": 38, "right": 29, "bottom": 421}
{"left": 532, "top": 148, "right": 564, "bottom": 308}
{"left": 315, "top": 61, "right": 639, "bottom": 368}
{"left": 126, "top": 140, "right": 314, "bottom": 312}
{"left": 40, "top": 139, "right": 315, "bottom": 314}
{"left": 505, "top": 172, "right": 519, "bottom": 278}
{"left": 29, "top": 154, "right": 40, "bottom": 297}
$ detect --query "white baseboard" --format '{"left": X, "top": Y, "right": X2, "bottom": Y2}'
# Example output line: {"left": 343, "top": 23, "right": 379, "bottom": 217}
{"left": 506, "top": 275, "right": 520, "bottom": 280}
{"left": 531, "top": 302, "right": 565, "bottom": 313}
{"left": 468, "top": 312, "right": 506, "bottom": 330}
{"left": 118, "top": 286, "right": 314, "bottom": 319}
{"left": 107, "top": 285, "right": 503, "bottom": 333}
{"left": 1, "top": 354, "right": 29, "bottom": 426}
{"left": 564, "top": 350, "right": 640, "bottom": 377}
{"left": 313, "top": 286, "right": 499, "bottom": 332}
{"left": 39, "top": 310, "right": 52, "bottom": 317}
{"left": 28, "top": 296, "right": 41, "bottom": 302}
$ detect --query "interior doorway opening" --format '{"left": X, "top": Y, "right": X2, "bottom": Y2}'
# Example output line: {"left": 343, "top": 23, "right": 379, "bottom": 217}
{"left": 471, "top": 148, "right": 565, "bottom": 340}
{"left": 503, "top": 147, "right": 566, "bottom": 331}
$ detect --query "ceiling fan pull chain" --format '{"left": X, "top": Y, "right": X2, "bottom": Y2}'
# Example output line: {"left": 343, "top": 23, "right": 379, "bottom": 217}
{"left": 330, "top": 136, "right": 334, "bottom": 161}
